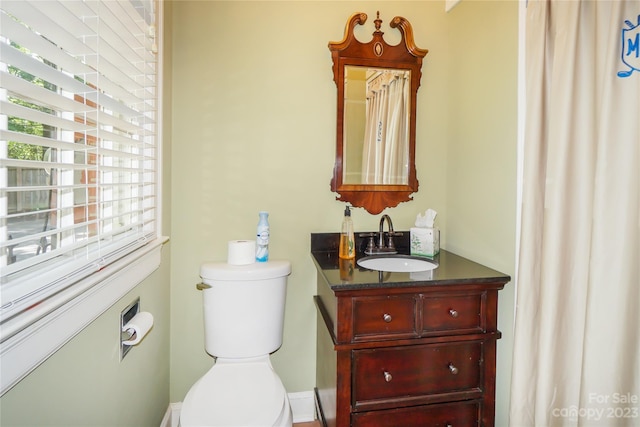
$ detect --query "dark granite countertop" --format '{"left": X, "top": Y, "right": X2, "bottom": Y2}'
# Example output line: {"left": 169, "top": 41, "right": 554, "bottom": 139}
{"left": 311, "top": 232, "right": 511, "bottom": 290}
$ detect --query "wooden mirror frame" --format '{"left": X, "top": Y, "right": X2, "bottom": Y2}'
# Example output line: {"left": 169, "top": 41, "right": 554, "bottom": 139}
{"left": 329, "top": 12, "right": 428, "bottom": 214}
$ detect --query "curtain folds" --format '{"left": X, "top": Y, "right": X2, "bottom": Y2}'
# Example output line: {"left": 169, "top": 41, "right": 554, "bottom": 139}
{"left": 510, "top": 1, "right": 640, "bottom": 426}
{"left": 361, "top": 72, "right": 410, "bottom": 184}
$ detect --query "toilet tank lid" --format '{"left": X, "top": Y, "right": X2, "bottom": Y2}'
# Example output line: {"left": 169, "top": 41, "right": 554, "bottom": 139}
{"left": 200, "top": 260, "right": 291, "bottom": 281}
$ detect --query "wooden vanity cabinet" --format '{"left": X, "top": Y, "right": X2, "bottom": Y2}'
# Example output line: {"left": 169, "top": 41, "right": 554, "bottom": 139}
{"left": 314, "top": 280, "right": 507, "bottom": 427}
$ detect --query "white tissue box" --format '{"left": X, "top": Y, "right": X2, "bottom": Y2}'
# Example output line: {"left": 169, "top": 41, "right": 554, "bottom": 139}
{"left": 410, "top": 227, "right": 440, "bottom": 258}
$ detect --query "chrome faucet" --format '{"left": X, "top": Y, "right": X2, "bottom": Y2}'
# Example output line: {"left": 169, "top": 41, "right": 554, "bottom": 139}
{"left": 362, "top": 214, "right": 403, "bottom": 255}
{"left": 378, "top": 214, "right": 394, "bottom": 251}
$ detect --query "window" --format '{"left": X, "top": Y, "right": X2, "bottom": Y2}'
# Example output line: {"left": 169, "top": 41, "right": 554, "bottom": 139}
{"left": 0, "top": 0, "right": 161, "bottom": 383}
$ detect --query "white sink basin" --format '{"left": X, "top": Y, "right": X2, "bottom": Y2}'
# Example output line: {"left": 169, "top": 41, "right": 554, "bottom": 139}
{"left": 357, "top": 255, "right": 438, "bottom": 273}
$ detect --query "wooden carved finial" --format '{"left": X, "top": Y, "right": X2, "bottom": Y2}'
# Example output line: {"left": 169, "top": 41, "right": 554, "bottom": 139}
{"left": 374, "top": 11, "right": 383, "bottom": 33}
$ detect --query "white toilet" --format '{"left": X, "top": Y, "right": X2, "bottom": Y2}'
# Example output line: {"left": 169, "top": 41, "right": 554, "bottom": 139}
{"left": 180, "top": 260, "right": 293, "bottom": 427}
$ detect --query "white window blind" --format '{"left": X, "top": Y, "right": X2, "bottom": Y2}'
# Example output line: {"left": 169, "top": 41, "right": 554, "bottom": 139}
{"left": 0, "top": 0, "right": 159, "bottom": 339}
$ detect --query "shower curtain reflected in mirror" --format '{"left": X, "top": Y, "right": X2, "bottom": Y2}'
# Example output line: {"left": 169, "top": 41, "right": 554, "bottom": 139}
{"left": 361, "top": 70, "right": 410, "bottom": 184}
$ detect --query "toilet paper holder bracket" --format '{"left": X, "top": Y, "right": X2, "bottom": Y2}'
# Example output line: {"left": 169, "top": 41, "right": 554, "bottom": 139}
{"left": 121, "top": 328, "right": 137, "bottom": 342}
{"left": 120, "top": 297, "right": 140, "bottom": 360}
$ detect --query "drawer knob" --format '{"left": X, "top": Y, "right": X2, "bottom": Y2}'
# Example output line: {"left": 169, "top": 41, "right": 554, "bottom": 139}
{"left": 448, "top": 363, "right": 459, "bottom": 375}
{"left": 383, "top": 313, "right": 393, "bottom": 323}
{"left": 383, "top": 371, "right": 393, "bottom": 382}
{"left": 449, "top": 308, "right": 459, "bottom": 318}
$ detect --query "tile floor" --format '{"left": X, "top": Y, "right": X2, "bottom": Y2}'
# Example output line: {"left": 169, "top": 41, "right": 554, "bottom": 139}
{"left": 293, "top": 421, "right": 321, "bottom": 427}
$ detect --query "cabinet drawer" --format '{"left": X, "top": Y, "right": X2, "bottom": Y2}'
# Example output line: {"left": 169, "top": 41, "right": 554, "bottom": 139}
{"left": 352, "top": 401, "right": 480, "bottom": 427}
{"left": 421, "top": 293, "right": 483, "bottom": 333}
{"left": 352, "top": 296, "right": 417, "bottom": 340}
{"left": 353, "top": 342, "right": 482, "bottom": 404}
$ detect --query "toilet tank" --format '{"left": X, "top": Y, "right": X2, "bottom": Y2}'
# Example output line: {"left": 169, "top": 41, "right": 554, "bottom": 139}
{"left": 199, "top": 260, "right": 291, "bottom": 358}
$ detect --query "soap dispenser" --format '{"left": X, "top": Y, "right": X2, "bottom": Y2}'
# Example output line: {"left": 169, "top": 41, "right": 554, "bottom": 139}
{"left": 339, "top": 206, "right": 355, "bottom": 260}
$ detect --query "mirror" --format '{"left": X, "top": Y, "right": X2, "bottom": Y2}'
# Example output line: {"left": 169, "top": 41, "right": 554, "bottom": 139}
{"left": 343, "top": 65, "right": 411, "bottom": 186}
{"left": 329, "top": 12, "right": 428, "bottom": 214}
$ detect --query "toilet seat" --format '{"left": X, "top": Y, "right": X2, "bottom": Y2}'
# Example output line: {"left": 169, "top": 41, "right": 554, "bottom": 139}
{"left": 180, "top": 358, "right": 291, "bottom": 427}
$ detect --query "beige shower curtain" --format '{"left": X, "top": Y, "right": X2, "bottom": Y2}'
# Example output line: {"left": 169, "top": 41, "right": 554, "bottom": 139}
{"left": 361, "top": 71, "right": 410, "bottom": 184}
{"left": 510, "top": 1, "right": 639, "bottom": 426}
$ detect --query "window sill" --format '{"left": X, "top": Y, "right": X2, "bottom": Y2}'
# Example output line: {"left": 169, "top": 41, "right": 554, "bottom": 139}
{"left": 0, "top": 237, "right": 168, "bottom": 396}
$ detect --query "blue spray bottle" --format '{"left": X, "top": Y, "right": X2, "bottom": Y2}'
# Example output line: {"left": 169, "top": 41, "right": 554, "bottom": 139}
{"left": 256, "top": 211, "right": 269, "bottom": 262}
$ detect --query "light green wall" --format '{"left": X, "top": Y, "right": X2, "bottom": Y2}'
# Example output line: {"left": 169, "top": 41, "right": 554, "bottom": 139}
{"left": 444, "top": 1, "right": 518, "bottom": 425}
{"left": 170, "top": 6, "right": 517, "bottom": 427}
{"left": 0, "top": 250, "right": 172, "bottom": 427}
{"left": 169, "top": 0, "right": 453, "bottom": 401}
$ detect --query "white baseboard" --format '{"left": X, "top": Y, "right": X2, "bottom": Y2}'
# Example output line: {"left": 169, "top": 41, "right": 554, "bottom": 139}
{"left": 161, "top": 391, "right": 316, "bottom": 427}
{"left": 160, "top": 402, "right": 182, "bottom": 427}
{"left": 288, "top": 390, "right": 316, "bottom": 423}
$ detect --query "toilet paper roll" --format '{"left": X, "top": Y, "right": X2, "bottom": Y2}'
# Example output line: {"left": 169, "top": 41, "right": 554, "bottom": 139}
{"left": 227, "top": 240, "right": 256, "bottom": 265}
{"left": 122, "top": 312, "right": 154, "bottom": 346}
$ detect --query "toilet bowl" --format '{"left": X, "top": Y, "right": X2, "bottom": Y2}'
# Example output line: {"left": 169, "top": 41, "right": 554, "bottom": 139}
{"left": 180, "top": 357, "right": 292, "bottom": 427}
{"left": 180, "top": 260, "right": 292, "bottom": 427}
